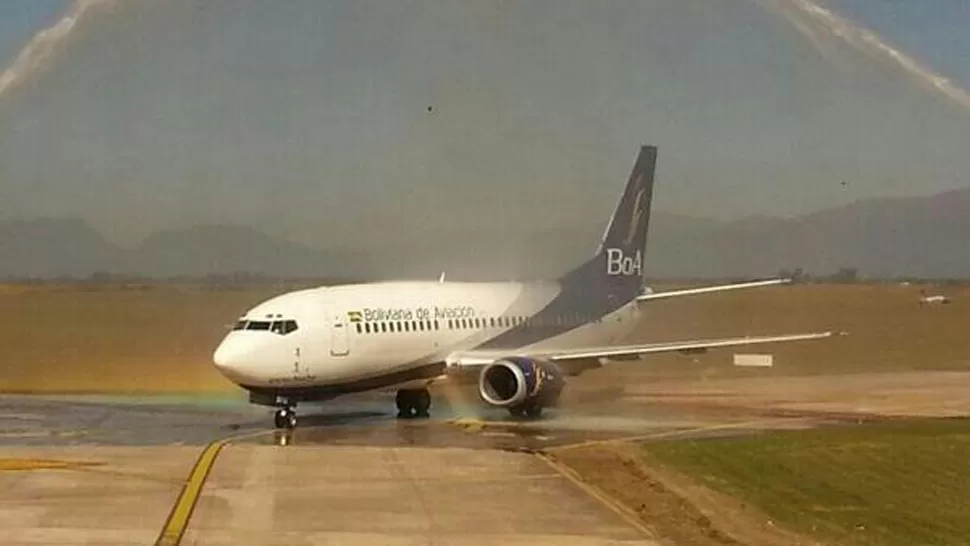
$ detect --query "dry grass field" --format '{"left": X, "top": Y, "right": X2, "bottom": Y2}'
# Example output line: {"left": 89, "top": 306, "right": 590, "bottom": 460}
{"left": 0, "top": 282, "right": 967, "bottom": 394}
{"left": 625, "top": 282, "right": 970, "bottom": 377}
{"left": 0, "top": 284, "right": 286, "bottom": 393}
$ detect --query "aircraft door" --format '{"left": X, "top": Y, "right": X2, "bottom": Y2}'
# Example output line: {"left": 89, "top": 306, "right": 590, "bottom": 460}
{"left": 325, "top": 305, "right": 350, "bottom": 357}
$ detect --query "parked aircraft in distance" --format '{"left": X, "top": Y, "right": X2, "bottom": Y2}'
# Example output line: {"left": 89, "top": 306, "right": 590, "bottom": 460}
{"left": 213, "top": 146, "right": 833, "bottom": 429}
{"left": 919, "top": 290, "right": 950, "bottom": 305}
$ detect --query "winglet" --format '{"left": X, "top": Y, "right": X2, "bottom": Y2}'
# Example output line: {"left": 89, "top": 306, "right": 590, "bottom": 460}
{"left": 438, "top": 272, "right": 446, "bottom": 283}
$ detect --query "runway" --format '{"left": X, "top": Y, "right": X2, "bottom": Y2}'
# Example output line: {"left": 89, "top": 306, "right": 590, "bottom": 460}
{"left": 0, "top": 392, "right": 846, "bottom": 545}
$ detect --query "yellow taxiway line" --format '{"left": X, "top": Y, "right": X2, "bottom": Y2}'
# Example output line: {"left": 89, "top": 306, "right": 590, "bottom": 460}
{"left": 154, "top": 438, "right": 229, "bottom": 546}
{"left": 0, "top": 458, "right": 101, "bottom": 471}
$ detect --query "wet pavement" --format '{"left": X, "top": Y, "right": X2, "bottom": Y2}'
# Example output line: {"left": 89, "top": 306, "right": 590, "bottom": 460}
{"left": 0, "top": 391, "right": 849, "bottom": 545}
{"left": 0, "top": 390, "right": 835, "bottom": 450}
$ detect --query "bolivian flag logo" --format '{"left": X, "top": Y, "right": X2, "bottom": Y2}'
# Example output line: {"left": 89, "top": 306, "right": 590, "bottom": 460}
{"left": 347, "top": 311, "right": 363, "bottom": 323}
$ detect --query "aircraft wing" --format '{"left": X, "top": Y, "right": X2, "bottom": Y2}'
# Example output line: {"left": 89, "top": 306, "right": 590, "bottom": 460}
{"left": 446, "top": 331, "right": 835, "bottom": 367}
{"left": 636, "top": 278, "right": 791, "bottom": 302}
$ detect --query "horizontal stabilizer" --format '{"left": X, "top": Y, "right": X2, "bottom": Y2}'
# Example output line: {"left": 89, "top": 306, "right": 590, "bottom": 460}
{"left": 636, "top": 278, "right": 791, "bottom": 302}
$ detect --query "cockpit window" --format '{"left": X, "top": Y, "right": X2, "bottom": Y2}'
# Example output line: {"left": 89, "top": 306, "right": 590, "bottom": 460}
{"left": 239, "top": 319, "right": 298, "bottom": 335}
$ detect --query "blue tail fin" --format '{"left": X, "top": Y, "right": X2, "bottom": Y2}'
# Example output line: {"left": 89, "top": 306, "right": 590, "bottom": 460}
{"left": 562, "top": 145, "right": 657, "bottom": 304}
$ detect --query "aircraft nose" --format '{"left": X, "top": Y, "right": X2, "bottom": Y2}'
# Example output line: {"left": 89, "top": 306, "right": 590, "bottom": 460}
{"left": 213, "top": 336, "right": 259, "bottom": 382}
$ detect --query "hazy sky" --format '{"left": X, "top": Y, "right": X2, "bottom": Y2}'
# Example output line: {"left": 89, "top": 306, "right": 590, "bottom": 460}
{"left": 0, "top": 0, "right": 968, "bottom": 249}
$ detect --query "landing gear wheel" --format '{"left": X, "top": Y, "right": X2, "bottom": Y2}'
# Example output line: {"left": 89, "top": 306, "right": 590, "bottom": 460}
{"left": 508, "top": 403, "right": 543, "bottom": 419}
{"left": 274, "top": 408, "right": 297, "bottom": 429}
{"left": 524, "top": 404, "right": 543, "bottom": 419}
{"left": 414, "top": 389, "right": 431, "bottom": 418}
{"left": 396, "top": 388, "right": 432, "bottom": 419}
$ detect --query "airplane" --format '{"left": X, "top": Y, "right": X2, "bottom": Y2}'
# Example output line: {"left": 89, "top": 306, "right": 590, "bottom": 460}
{"left": 213, "top": 146, "right": 833, "bottom": 429}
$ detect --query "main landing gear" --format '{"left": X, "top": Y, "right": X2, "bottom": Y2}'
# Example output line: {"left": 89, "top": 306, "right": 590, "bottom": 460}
{"left": 396, "top": 388, "right": 431, "bottom": 419}
{"left": 273, "top": 405, "right": 298, "bottom": 429}
{"left": 507, "top": 402, "right": 543, "bottom": 419}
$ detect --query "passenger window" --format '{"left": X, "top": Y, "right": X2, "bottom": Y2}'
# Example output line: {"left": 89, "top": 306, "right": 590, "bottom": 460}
{"left": 434, "top": 320, "right": 439, "bottom": 331}
{"left": 364, "top": 323, "right": 371, "bottom": 334}
{"left": 355, "top": 323, "right": 362, "bottom": 334}
{"left": 403, "top": 322, "right": 410, "bottom": 333}
{"left": 381, "top": 322, "right": 387, "bottom": 333}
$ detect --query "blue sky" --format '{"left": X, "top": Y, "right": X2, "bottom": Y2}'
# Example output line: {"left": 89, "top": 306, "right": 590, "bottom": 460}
{"left": 0, "top": 1, "right": 69, "bottom": 67}
{"left": 0, "top": 1, "right": 967, "bottom": 248}
{"left": 830, "top": 0, "right": 970, "bottom": 89}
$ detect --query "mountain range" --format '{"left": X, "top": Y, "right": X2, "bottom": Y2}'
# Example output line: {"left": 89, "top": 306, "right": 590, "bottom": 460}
{"left": 2, "top": 187, "right": 968, "bottom": 281}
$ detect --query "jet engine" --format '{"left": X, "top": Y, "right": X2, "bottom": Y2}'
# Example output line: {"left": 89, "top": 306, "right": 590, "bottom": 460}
{"left": 478, "top": 356, "right": 566, "bottom": 417}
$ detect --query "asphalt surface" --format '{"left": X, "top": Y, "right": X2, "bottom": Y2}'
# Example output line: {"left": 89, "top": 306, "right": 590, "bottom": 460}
{"left": 0, "top": 391, "right": 837, "bottom": 545}
{"left": 0, "top": 390, "right": 805, "bottom": 449}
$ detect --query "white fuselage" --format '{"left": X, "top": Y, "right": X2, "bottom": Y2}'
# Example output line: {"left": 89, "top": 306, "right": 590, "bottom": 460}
{"left": 212, "top": 281, "right": 641, "bottom": 394}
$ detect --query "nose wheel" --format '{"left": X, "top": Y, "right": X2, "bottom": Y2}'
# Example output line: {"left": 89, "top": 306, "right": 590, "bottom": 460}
{"left": 273, "top": 407, "right": 298, "bottom": 429}
{"left": 396, "top": 388, "right": 431, "bottom": 419}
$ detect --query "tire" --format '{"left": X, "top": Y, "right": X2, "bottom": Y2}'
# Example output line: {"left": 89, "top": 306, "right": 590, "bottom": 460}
{"left": 415, "top": 389, "right": 431, "bottom": 418}
{"left": 274, "top": 409, "right": 288, "bottom": 429}
{"left": 396, "top": 390, "right": 415, "bottom": 419}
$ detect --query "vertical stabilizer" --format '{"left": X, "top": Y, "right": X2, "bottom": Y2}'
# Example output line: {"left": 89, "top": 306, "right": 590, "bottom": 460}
{"left": 596, "top": 145, "right": 657, "bottom": 259}
{"left": 562, "top": 146, "right": 657, "bottom": 304}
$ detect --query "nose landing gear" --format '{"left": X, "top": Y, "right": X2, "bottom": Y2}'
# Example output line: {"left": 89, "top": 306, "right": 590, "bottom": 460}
{"left": 273, "top": 406, "right": 298, "bottom": 429}
{"left": 395, "top": 388, "right": 431, "bottom": 419}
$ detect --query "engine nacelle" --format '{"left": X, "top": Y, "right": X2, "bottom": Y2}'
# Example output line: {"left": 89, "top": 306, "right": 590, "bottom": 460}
{"left": 478, "top": 356, "right": 566, "bottom": 410}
